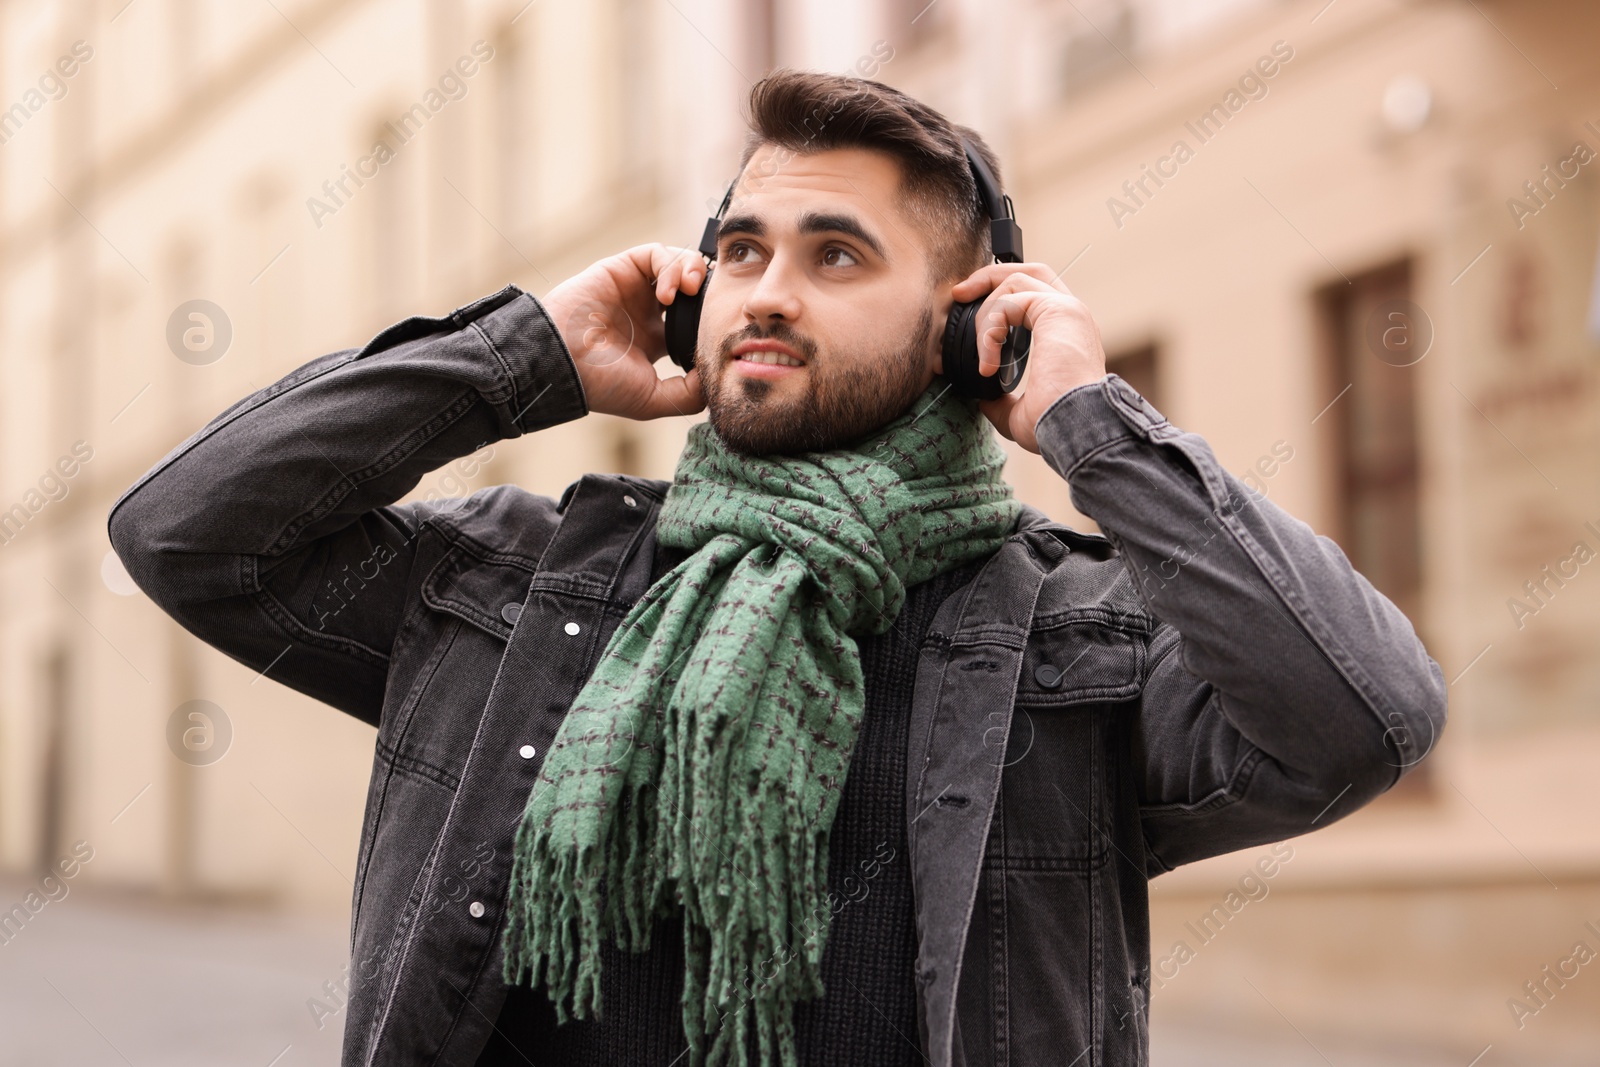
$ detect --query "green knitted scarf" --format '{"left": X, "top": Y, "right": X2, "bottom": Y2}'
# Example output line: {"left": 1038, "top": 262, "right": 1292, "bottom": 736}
{"left": 502, "top": 382, "right": 1021, "bottom": 1066}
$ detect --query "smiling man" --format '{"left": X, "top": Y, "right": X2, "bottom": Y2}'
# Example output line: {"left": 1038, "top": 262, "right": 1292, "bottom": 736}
{"left": 108, "top": 70, "right": 1445, "bottom": 1067}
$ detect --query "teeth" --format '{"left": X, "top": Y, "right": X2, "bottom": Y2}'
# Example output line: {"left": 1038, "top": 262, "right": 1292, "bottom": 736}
{"left": 738, "top": 350, "right": 803, "bottom": 367}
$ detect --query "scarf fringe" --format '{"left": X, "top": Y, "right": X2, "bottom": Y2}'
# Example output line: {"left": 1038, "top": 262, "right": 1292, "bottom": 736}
{"left": 504, "top": 758, "right": 836, "bottom": 1065}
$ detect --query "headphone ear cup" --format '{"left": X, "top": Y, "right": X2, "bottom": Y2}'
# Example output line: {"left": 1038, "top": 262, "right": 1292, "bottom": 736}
{"left": 664, "top": 268, "right": 709, "bottom": 372}
{"left": 942, "top": 299, "right": 1030, "bottom": 402}
{"left": 941, "top": 300, "right": 978, "bottom": 397}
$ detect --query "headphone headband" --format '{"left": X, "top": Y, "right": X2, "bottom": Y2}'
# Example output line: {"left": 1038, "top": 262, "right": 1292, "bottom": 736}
{"left": 961, "top": 138, "right": 1023, "bottom": 264}
{"left": 697, "top": 182, "right": 735, "bottom": 259}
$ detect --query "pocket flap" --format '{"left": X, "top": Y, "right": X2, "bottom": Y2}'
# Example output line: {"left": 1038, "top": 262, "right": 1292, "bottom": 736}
{"left": 1018, "top": 612, "right": 1145, "bottom": 707}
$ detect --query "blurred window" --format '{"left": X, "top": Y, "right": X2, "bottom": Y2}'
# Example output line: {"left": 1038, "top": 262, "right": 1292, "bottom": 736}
{"left": 1317, "top": 261, "right": 1433, "bottom": 796}
{"left": 1317, "top": 262, "right": 1424, "bottom": 631}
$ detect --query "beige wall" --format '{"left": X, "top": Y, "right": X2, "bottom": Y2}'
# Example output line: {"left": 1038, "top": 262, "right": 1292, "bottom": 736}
{"left": 0, "top": 0, "right": 688, "bottom": 912}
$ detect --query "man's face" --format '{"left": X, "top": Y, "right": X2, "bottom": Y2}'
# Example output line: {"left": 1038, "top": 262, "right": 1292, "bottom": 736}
{"left": 696, "top": 146, "right": 946, "bottom": 455}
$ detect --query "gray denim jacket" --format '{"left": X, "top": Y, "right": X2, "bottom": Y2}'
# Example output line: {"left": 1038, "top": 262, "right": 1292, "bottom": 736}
{"left": 107, "top": 285, "right": 1446, "bottom": 1067}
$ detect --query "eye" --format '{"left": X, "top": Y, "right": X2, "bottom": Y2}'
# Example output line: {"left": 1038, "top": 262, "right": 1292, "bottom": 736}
{"left": 723, "top": 240, "right": 766, "bottom": 265}
{"left": 821, "top": 245, "right": 859, "bottom": 268}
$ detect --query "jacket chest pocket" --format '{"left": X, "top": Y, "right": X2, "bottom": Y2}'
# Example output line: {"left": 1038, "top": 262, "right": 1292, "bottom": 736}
{"left": 376, "top": 538, "right": 531, "bottom": 786}
{"left": 988, "top": 618, "right": 1143, "bottom": 867}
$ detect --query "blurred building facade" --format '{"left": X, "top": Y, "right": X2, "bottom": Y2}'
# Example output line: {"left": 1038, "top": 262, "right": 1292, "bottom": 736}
{"left": 0, "top": 0, "right": 1596, "bottom": 1058}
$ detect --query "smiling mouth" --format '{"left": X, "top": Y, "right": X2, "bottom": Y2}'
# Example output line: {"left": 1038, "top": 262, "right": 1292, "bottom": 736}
{"left": 735, "top": 349, "right": 806, "bottom": 367}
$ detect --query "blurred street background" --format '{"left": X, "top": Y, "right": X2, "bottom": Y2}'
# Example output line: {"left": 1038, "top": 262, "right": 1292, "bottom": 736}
{"left": 1, "top": 0, "right": 1598, "bottom": 1062}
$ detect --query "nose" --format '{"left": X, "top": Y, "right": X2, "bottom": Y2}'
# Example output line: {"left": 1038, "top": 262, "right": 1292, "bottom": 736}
{"left": 741, "top": 252, "right": 804, "bottom": 326}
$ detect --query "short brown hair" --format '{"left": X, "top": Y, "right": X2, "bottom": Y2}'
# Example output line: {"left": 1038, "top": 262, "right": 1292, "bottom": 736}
{"left": 736, "top": 68, "right": 1002, "bottom": 284}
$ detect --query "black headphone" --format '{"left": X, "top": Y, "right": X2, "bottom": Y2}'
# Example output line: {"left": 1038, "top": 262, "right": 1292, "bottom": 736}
{"left": 663, "top": 138, "right": 1031, "bottom": 402}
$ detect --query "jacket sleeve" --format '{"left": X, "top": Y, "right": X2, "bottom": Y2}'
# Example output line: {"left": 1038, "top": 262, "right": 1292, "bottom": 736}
{"left": 1033, "top": 373, "right": 1447, "bottom": 873}
{"left": 106, "top": 285, "right": 588, "bottom": 726}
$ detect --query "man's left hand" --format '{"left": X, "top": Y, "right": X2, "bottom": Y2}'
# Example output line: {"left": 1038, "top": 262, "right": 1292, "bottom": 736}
{"left": 950, "top": 263, "right": 1107, "bottom": 453}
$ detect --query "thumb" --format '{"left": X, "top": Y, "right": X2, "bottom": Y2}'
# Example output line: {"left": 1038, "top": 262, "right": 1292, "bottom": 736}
{"left": 636, "top": 367, "right": 706, "bottom": 420}
{"left": 978, "top": 391, "right": 1039, "bottom": 454}
{"left": 978, "top": 393, "right": 1019, "bottom": 442}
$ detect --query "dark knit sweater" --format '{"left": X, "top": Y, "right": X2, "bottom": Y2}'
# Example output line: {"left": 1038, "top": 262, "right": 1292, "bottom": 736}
{"left": 473, "top": 540, "right": 985, "bottom": 1066}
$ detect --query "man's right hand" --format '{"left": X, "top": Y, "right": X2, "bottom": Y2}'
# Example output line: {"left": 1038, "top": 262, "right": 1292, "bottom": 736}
{"left": 540, "top": 243, "right": 708, "bottom": 421}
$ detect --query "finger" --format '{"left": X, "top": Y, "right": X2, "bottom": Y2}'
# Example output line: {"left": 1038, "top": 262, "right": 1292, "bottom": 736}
{"left": 951, "top": 261, "right": 1062, "bottom": 300}
{"left": 980, "top": 308, "right": 1010, "bottom": 377}
{"left": 680, "top": 256, "right": 705, "bottom": 295}
{"left": 976, "top": 289, "right": 1043, "bottom": 376}
{"left": 976, "top": 271, "right": 1054, "bottom": 304}
{"left": 631, "top": 243, "right": 669, "bottom": 305}
{"left": 949, "top": 263, "right": 1012, "bottom": 301}
{"left": 983, "top": 392, "right": 1043, "bottom": 454}
{"left": 654, "top": 254, "right": 691, "bottom": 306}
{"left": 977, "top": 393, "right": 1020, "bottom": 442}
{"left": 972, "top": 275, "right": 1049, "bottom": 371}
{"left": 955, "top": 269, "right": 1055, "bottom": 341}
{"left": 1018, "top": 261, "right": 1062, "bottom": 288}
{"left": 639, "top": 367, "right": 706, "bottom": 420}
{"left": 645, "top": 245, "right": 702, "bottom": 306}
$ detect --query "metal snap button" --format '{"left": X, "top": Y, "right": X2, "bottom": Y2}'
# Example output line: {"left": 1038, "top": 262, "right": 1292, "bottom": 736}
{"left": 519, "top": 744, "right": 537, "bottom": 759}
{"left": 1035, "top": 664, "right": 1065, "bottom": 689}
{"left": 564, "top": 621, "right": 581, "bottom": 636}
{"left": 501, "top": 602, "right": 522, "bottom": 624}
{"left": 468, "top": 901, "right": 485, "bottom": 918}
{"left": 623, "top": 494, "right": 637, "bottom": 508}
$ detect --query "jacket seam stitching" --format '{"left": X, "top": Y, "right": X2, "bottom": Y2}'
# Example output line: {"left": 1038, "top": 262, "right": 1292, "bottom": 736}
{"left": 105, "top": 348, "right": 362, "bottom": 525}
{"left": 426, "top": 491, "right": 646, "bottom": 1066}
{"left": 992, "top": 799, "right": 1009, "bottom": 1067}
{"left": 350, "top": 620, "right": 459, "bottom": 939}
{"left": 1139, "top": 745, "right": 1267, "bottom": 820}
{"left": 1091, "top": 698, "right": 1105, "bottom": 1067}
{"left": 374, "top": 731, "right": 463, "bottom": 795}
{"left": 253, "top": 580, "right": 392, "bottom": 667}
{"left": 1224, "top": 513, "right": 1400, "bottom": 745}
{"left": 349, "top": 603, "right": 457, "bottom": 946}
{"left": 1060, "top": 434, "right": 1134, "bottom": 482}
{"left": 421, "top": 516, "right": 543, "bottom": 573}
{"left": 932, "top": 547, "right": 1048, "bottom": 1065}
{"left": 362, "top": 826, "right": 451, "bottom": 1065}
{"left": 1134, "top": 431, "right": 1399, "bottom": 747}
{"left": 266, "top": 392, "right": 480, "bottom": 555}
{"left": 465, "top": 319, "right": 519, "bottom": 412}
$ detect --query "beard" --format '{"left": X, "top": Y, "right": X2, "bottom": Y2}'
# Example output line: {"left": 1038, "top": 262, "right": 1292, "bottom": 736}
{"left": 702, "top": 305, "right": 935, "bottom": 456}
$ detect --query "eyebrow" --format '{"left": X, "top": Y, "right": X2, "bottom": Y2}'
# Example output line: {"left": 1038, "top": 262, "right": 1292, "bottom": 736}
{"left": 800, "top": 211, "right": 888, "bottom": 261}
{"left": 716, "top": 212, "right": 765, "bottom": 243}
{"left": 715, "top": 210, "right": 889, "bottom": 262}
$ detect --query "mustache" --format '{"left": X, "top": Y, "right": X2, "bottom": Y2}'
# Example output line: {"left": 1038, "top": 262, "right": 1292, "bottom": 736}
{"left": 716, "top": 321, "right": 820, "bottom": 363}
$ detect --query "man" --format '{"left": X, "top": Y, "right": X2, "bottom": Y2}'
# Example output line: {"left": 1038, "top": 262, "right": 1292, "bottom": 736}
{"left": 108, "top": 70, "right": 1446, "bottom": 1067}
